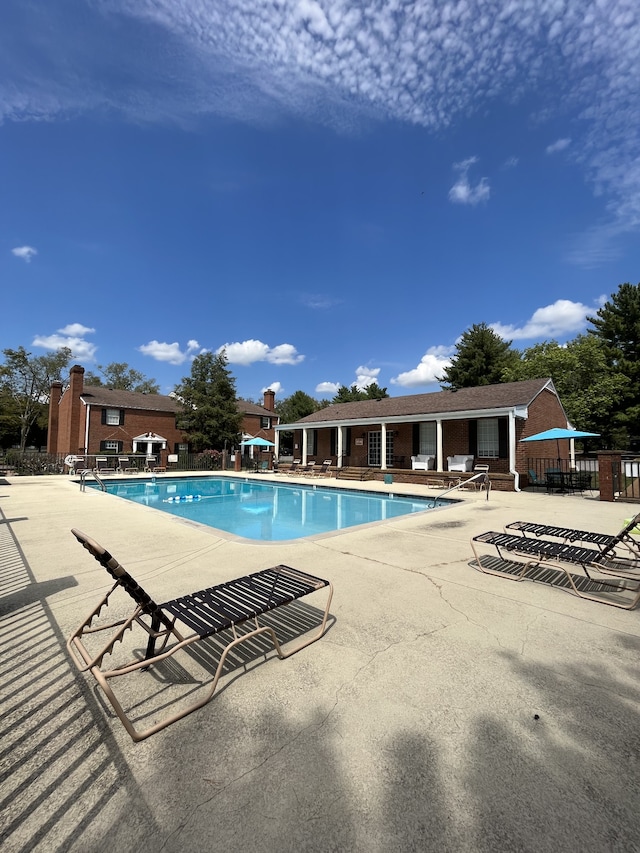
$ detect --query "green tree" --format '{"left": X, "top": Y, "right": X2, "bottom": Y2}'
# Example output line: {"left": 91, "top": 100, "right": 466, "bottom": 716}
{"left": 0, "top": 346, "right": 72, "bottom": 451}
{"left": 84, "top": 362, "right": 160, "bottom": 393}
{"left": 332, "top": 382, "right": 390, "bottom": 403}
{"left": 439, "top": 323, "right": 519, "bottom": 389}
{"left": 275, "top": 390, "right": 323, "bottom": 424}
{"left": 503, "top": 336, "right": 629, "bottom": 444}
{"left": 174, "top": 351, "right": 242, "bottom": 451}
{"left": 588, "top": 282, "right": 640, "bottom": 447}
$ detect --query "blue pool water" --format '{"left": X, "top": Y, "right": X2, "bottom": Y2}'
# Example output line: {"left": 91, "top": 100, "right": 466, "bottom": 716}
{"left": 93, "top": 476, "right": 449, "bottom": 541}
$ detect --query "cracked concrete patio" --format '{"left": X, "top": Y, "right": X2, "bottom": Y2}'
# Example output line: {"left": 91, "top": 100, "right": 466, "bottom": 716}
{"left": 2, "top": 473, "right": 640, "bottom": 852}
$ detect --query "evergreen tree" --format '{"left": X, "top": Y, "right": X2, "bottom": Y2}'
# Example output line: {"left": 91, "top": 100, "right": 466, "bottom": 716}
{"left": 332, "top": 382, "right": 390, "bottom": 403}
{"left": 439, "top": 323, "right": 518, "bottom": 389}
{"left": 174, "top": 351, "right": 242, "bottom": 451}
{"left": 588, "top": 282, "right": 640, "bottom": 447}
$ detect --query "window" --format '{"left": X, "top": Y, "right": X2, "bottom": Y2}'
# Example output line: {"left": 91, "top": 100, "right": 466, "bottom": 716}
{"left": 477, "top": 418, "right": 499, "bottom": 457}
{"left": 100, "top": 440, "right": 122, "bottom": 452}
{"left": 103, "top": 408, "right": 123, "bottom": 426}
{"left": 419, "top": 422, "right": 436, "bottom": 456}
{"left": 261, "top": 416, "right": 271, "bottom": 429}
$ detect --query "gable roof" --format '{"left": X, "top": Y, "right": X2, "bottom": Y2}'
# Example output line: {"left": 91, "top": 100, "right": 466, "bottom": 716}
{"left": 284, "top": 379, "right": 559, "bottom": 427}
{"left": 80, "top": 387, "right": 278, "bottom": 418}
{"left": 80, "top": 386, "right": 179, "bottom": 413}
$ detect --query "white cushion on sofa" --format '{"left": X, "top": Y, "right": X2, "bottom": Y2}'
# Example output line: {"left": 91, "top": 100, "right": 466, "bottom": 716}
{"left": 447, "top": 455, "right": 474, "bottom": 472}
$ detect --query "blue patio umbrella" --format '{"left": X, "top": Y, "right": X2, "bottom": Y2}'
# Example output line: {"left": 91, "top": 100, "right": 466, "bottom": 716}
{"left": 241, "top": 437, "right": 275, "bottom": 447}
{"left": 521, "top": 427, "right": 599, "bottom": 468}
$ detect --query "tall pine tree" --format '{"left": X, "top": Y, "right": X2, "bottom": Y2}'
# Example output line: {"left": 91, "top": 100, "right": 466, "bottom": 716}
{"left": 439, "top": 323, "right": 518, "bottom": 390}
{"left": 174, "top": 351, "right": 242, "bottom": 451}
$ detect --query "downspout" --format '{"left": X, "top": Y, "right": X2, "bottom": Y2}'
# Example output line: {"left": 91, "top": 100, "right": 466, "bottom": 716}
{"left": 84, "top": 403, "right": 90, "bottom": 455}
{"left": 509, "top": 409, "right": 520, "bottom": 491}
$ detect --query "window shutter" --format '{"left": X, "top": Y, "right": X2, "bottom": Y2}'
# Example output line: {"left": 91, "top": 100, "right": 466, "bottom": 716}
{"left": 311, "top": 431, "right": 318, "bottom": 456}
{"left": 498, "top": 418, "right": 508, "bottom": 458}
{"left": 412, "top": 423, "right": 420, "bottom": 455}
{"left": 117, "top": 441, "right": 123, "bottom": 452}
{"left": 101, "top": 409, "right": 106, "bottom": 425}
{"left": 330, "top": 428, "right": 336, "bottom": 456}
{"left": 119, "top": 409, "right": 125, "bottom": 425}
{"left": 100, "top": 440, "right": 106, "bottom": 451}
{"left": 469, "top": 420, "right": 478, "bottom": 456}
{"left": 345, "top": 427, "right": 351, "bottom": 456}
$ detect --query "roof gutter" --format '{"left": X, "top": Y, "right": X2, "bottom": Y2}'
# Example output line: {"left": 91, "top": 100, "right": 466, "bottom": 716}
{"left": 84, "top": 402, "right": 90, "bottom": 455}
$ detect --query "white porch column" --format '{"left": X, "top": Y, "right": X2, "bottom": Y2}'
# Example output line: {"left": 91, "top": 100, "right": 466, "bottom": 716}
{"left": 302, "top": 428, "right": 308, "bottom": 465}
{"left": 274, "top": 431, "right": 280, "bottom": 457}
{"left": 337, "top": 426, "right": 344, "bottom": 468}
{"left": 381, "top": 423, "right": 387, "bottom": 470}
{"left": 436, "top": 419, "right": 443, "bottom": 471}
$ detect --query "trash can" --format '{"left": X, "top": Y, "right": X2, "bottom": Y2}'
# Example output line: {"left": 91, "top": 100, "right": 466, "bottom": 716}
{"left": 384, "top": 474, "right": 393, "bottom": 485}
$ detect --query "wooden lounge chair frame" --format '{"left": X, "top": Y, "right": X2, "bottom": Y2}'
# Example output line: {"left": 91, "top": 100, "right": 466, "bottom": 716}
{"left": 67, "top": 529, "right": 334, "bottom": 741}
{"left": 470, "top": 530, "right": 640, "bottom": 609}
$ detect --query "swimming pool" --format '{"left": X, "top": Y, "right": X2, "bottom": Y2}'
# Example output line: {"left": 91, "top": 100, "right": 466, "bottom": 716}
{"left": 92, "top": 476, "right": 450, "bottom": 542}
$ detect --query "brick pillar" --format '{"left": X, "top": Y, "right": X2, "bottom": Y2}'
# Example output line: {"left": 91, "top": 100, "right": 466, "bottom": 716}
{"left": 597, "top": 451, "right": 621, "bottom": 502}
{"left": 47, "top": 381, "right": 63, "bottom": 453}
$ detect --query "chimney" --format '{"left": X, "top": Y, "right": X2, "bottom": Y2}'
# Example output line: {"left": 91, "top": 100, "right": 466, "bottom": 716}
{"left": 69, "top": 365, "right": 85, "bottom": 454}
{"left": 47, "top": 381, "right": 63, "bottom": 453}
{"left": 263, "top": 389, "right": 275, "bottom": 411}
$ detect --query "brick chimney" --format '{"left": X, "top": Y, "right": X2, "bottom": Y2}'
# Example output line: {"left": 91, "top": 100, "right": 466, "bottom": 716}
{"left": 69, "top": 365, "right": 85, "bottom": 454}
{"left": 47, "top": 381, "right": 63, "bottom": 453}
{"left": 263, "top": 389, "right": 275, "bottom": 411}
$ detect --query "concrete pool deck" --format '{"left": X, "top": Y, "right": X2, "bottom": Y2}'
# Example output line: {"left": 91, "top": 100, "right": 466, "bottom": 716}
{"left": 2, "top": 472, "right": 640, "bottom": 852}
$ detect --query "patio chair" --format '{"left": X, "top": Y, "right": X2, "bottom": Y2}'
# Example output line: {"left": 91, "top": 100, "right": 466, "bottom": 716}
{"left": 470, "top": 530, "right": 640, "bottom": 609}
{"left": 301, "top": 461, "right": 317, "bottom": 476}
{"left": 312, "top": 460, "right": 333, "bottom": 477}
{"left": 117, "top": 457, "right": 138, "bottom": 475}
{"left": 67, "top": 529, "right": 334, "bottom": 741}
{"left": 527, "top": 469, "right": 547, "bottom": 490}
{"left": 505, "top": 511, "right": 640, "bottom": 563}
{"left": 94, "top": 456, "right": 116, "bottom": 475}
{"left": 286, "top": 459, "right": 302, "bottom": 475}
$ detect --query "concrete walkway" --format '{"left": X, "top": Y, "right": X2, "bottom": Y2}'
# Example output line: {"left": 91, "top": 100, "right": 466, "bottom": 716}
{"left": 2, "top": 473, "right": 640, "bottom": 852}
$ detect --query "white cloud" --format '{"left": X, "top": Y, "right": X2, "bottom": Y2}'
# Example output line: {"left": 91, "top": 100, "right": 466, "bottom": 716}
{"left": 3, "top": 1, "right": 640, "bottom": 254}
{"left": 33, "top": 323, "right": 97, "bottom": 360}
{"left": 139, "top": 339, "right": 203, "bottom": 365}
{"left": 354, "top": 365, "right": 380, "bottom": 390}
{"left": 300, "top": 293, "right": 342, "bottom": 310}
{"left": 217, "top": 339, "right": 304, "bottom": 366}
{"left": 316, "top": 381, "right": 340, "bottom": 395}
{"left": 448, "top": 157, "right": 490, "bottom": 206}
{"left": 391, "top": 346, "right": 453, "bottom": 388}
{"left": 546, "top": 138, "right": 571, "bottom": 155}
{"left": 12, "top": 245, "right": 37, "bottom": 262}
{"left": 263, "top": 381, "right": 283, "bottom": 394}
{"left": 490, "top": 299, "right": 596, "bottom": 341}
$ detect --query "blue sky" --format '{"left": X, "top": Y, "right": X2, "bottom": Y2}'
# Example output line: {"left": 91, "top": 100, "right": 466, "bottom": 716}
{"left": 2, "top": 0, "right": 639, "bottom": 402}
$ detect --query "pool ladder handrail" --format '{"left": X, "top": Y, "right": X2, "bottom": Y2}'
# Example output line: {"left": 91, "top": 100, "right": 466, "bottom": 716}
{"left": 431, "top": 471, "right": 490, "bottom": 506}
{"left": 79, "top": 469, "right": 106, "bottom": 492}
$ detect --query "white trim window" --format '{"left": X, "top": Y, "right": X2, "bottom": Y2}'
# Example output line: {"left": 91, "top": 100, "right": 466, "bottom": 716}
{"left": 419, "top": 422, "right": 436, "bottom": 456}
{"left": 477, "top": 418, "right": 499, "bottom": 457}
{"left": 103, "top": 440, "right": 119, "bottom": 452}
{"left": 105, "top": 408, "right": 121, "bottom": 425}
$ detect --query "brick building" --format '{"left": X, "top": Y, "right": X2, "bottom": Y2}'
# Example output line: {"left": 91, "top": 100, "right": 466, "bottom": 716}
{"left": 47, "top": 365, "right": 279, "bottom": 461}
{"left": 277, "top": 378, "right": 571, "bottom": 490}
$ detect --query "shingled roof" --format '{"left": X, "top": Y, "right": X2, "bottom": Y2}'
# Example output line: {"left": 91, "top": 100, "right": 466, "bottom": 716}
{"left": 80, "top": 387, "right": 179, "bottom": 413}
{"left": 285, "top": 378, "right": 558, "bottom": 426}
{"left": 80, "top": 387, "right": 276, "bottom": 417}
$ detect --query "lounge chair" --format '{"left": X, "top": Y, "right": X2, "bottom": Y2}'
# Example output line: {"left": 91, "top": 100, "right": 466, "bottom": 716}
{"left": 286, "top": 460, "right": 302, "bottom": 475}
{"left": 117, "top": 457, "right": 138, "bottom": 475}
{"left": 470, "top": 530, "right": 640, "bottom": 609}
{"left": 301, "top": 461, "right": 317, "bottom": 476}
{"left": 67, "top": 529, "right": 333, "bottom": 741}
{"left": 313, "top": 460, "right": 333, "bottom": 477}
{"left": 94, "top": 456, "right": 116, "bottom": 475}
{"left": 505, "top": 512, "right": 640, "bottom": 562}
